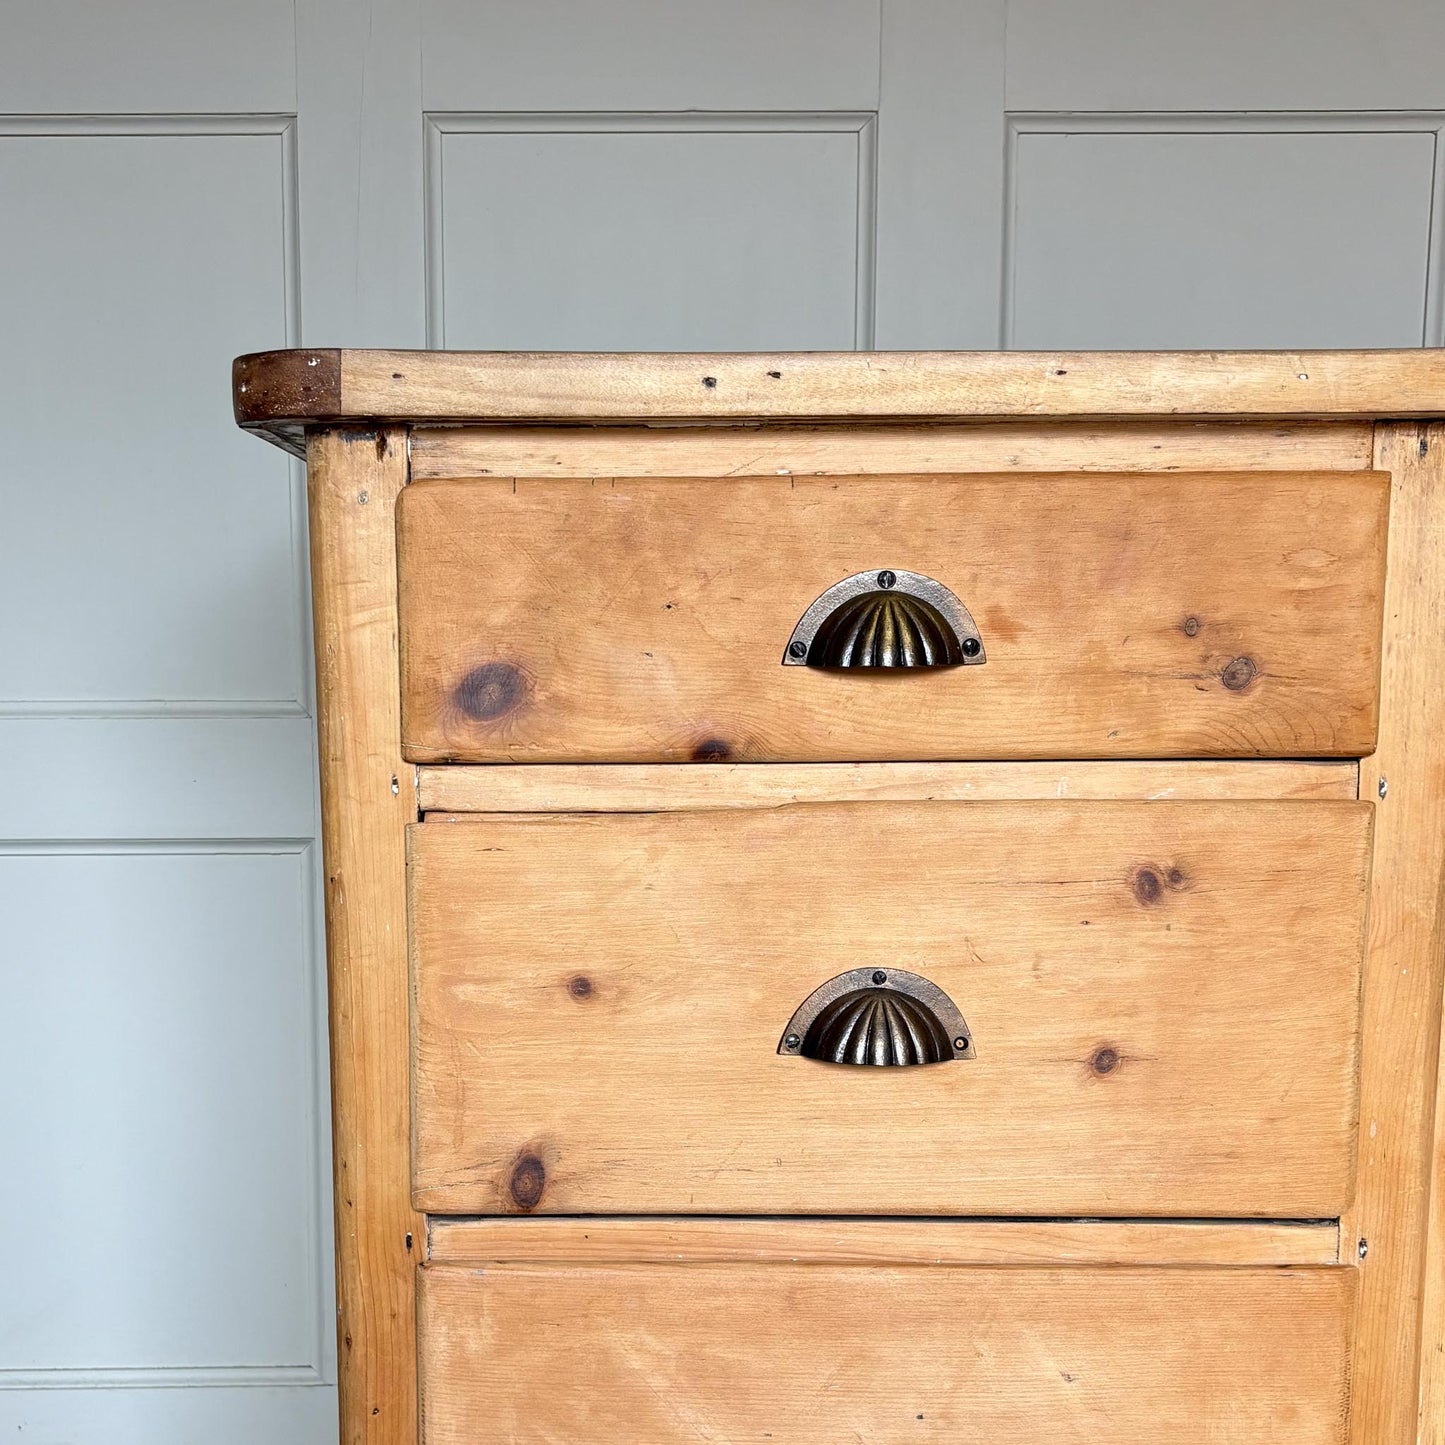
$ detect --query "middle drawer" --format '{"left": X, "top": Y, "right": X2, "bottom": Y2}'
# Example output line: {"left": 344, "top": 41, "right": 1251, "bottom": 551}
{"left": 409, "top": 798, "right": 1371, "bottom": 1217}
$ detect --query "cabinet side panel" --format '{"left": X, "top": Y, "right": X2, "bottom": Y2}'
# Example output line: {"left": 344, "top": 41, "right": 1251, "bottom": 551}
{"left": 307, "top": 428, "right": 420, "bottom": 1445}
{"left": 1347, "top": 423, "right": 1445, "bottom": 1445}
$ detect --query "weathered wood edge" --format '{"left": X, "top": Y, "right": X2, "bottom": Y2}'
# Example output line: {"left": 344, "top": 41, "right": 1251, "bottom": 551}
{"left": 1346, "top": 423, "right": 1445, "bottom": 1445}
{"left": 307, "top": 427, "right": 422, "bottom": 1445}
{"left": 234, "top": 348, "right": 343, "bottom": 456}
{"left": 232, "top": 349, "right": 1445, "bottom": 447}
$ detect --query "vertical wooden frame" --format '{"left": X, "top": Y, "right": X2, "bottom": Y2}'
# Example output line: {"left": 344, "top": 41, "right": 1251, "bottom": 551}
{"left": 307, "top": 427, "right": 420, "bottom": 1445}
{"left": 1413, "top": 420, "right": 1445, "bottom": 1445}
{"left": 1423, "top": 1050, "right": 1445, "bottom": 1444}
{"left": 1348, "top": 422, "right": 1445, "bottom": 1445}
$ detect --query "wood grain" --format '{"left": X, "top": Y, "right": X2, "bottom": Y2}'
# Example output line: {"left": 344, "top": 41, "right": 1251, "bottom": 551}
{"left": 426, "top": 1216, "right": 1340, "bottom": 1267}
{"left": 232, "top": 348, "right": 1445, "bottom": 435}
{"left": 417, "top": 1262, "right": 1355, "bottom": 1444}
{"left": 410, "top": 799, "right": 1372, "bottom": 1217}
{"left": 417, "top": 758, "right": 1358, "bottom": 813}
{"left": 395, "top": 470, "right": 1389, "bottom": 762}
{"left": 307, "top": 428, "right": 421, "bottom": 1445}
{"left": 1345, "top": 424, "right": 1445, "bottom": 1445}
{"left": 408, "top": 420, "right": 1375, "bottom": 479}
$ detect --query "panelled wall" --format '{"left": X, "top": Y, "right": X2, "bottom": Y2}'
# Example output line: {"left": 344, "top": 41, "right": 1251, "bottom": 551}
{"left": 2, "top": 2, "right": 1443, "bottom": 1441}
{"left": 0, "top": 6, "right": 339, "bottom": 1442}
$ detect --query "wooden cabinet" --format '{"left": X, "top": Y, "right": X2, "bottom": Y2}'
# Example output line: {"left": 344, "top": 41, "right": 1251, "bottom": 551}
{"left": 235, "top": 349, "right": 1445, "bottom": 1445}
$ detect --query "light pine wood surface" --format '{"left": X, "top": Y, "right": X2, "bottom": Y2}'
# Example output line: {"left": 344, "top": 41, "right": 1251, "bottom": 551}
{"left": 417, "top": 1262, "right": 1355, "bottom": 1445}
{"left": 307, "top": 429, "right": 421, "bottom": 1445}
{"left": 426, "top": 1216, "right": 1341, "bottom": 1267}
{"left": 417, "top": 758, "right": 1358, "bottom": 813}
{"left": 409, "top": 799, "right": 1372, "bottom": 1216}
{"left": 408, "top": 420, "right": 1375, "bottom": 479}
{"left": 395, "top": 470, "right": 1388, "bottom": 763}
{"left": 234, "top": 348, "right": 1445, "bottom": 435}
{"left": 1346, "top": 423, "right": 1445, "bottom": 1445}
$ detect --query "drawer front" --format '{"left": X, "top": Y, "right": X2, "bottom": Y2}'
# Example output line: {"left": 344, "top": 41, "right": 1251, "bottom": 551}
{"left": 418, "top": 1262, "right": 1354, "bottom": 1444}
{"left": 409, "top": 798, "right": 1372, "bottom": 1216}
{"left": 395, "top": 470, "right": 1388, "bottom": 763}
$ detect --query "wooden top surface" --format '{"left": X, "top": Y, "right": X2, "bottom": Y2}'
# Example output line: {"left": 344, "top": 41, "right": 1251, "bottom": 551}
{"left": 234, "top": 348, "right": 1445, "bottom": 451}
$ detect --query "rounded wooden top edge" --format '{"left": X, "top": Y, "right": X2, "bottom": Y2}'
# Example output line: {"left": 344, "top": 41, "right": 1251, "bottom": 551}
{"left": 233, "top": 348, "right": 343, "bottom": 424}
{"left": 231, "top": 348, "right": 1445, "bottom": 431}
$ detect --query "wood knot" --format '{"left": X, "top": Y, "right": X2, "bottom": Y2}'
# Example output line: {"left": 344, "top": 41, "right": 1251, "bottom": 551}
{"left": 1132, "top": 867, "right": 1163, "bottom": 905}
{"left": 1091, "top": 1046, "right": 1121, "bottom": 1076}
{"left": 691, "top": 736, "right": 733, "bottom": 762}
{"left": 567, "top": 974, "right": 593, "bottom": 1000}
{"left": 454, "top": 661, "right": 527, "bottom": 721}
{"left": 508, "top": 1153, "right": 547, "bottom": 1211}
{"left": 1220, "top": 656, "right": 1258, "bottom": 692}
{"left": 1180, "top": 615, "right": 1201, "bottom": 638}
{"left": 1133, "top": 863, "right": 1189, "bottom": 905}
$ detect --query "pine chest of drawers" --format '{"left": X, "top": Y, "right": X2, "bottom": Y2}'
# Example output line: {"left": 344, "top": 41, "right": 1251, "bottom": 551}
{"left": 235, "top": 349, "right": 1445, "bottom": 1445}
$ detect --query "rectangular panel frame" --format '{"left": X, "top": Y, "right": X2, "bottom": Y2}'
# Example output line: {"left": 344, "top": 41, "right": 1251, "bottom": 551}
{"left": 422, "top": 110, "right": 878, "bottom": 349}
{"left": 1001, "top": 111, "right": 1445, "bottom": 350}
{"left": 0, "top": 839, "right": 327, "bottom": 1390}
{"left": 0, "top": 112, "right": 308, "bottom": 719}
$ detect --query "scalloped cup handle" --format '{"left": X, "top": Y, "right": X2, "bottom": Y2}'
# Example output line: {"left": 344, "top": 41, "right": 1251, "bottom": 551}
{"left": 782, "top": 569, "right": 986, "bottom": 670}
{"left": 778, "top": 968, "right": 975, "bottom": 1066}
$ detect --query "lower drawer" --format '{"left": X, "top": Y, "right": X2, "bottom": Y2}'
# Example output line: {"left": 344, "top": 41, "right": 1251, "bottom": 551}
{"left": 417, "top": 1261, "right": 1354, "bottom": 1443}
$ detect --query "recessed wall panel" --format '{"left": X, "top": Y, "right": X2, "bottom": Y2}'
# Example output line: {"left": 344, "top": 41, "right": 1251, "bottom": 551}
{"left": 0, "top": 848, "right": 320, "bottom": 1375}
{"left": 433, "top": 121, "right": 869, "bottom": 350}
{"left": 0, "top": 126, "right": 300, "bottom": 711}
{"left": 1008, "top": 125, "right": 1436, "bottom": 348}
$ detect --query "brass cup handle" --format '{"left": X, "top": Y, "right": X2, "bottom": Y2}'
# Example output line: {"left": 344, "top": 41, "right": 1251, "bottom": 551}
{"left": 782, "top": 569, "right": 986, "bottom": 670}
{"left": 778, "top": 968, "right": 975, "bottom": 1066}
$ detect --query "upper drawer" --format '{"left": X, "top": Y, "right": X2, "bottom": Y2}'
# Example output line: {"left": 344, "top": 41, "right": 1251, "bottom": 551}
{"left": 395, "top": 470, "right": 1388, "bottom": 763}
{"left": 410, "top": 798, "right": 1371, "bottom": 1217}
